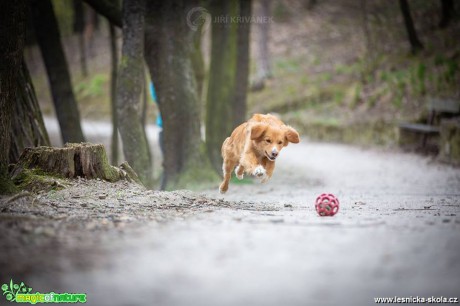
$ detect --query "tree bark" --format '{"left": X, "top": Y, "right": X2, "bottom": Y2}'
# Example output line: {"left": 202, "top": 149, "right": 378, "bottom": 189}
{"left": 83, "top": 0, "right": 122, "bottom": 28}
{"left": 360, "top": 0, "right": 374, "bottom": 83}
{"left": 305, "top": 0, "right": 317, "bottom": 10}
{"left": 30, "top": 0, "right": 86, "bottom": 144}
{"left": 116, "top": 0, "right": 152, "bottom": 186}
{"left": 206, "top": 0, "right": 239, "bottom": 171}
{"left": 439, "top": 0, "right": 454, "bottom": 28}
{"left": 140, "top": 69, "right": 152, "bottom": 171}
{"left": 109, "top": 24, "right": 119, "bottom": 165}
{"left": 398, "top": 0, "right": 423, "bottom": 54}
{"left": 256, "top": 0, "right": 272, "bottom": 80}
{"left": 83, "top": 7, "right": 98, "bottom": 58}
{"left": 190, "top": 22, "right": 206, "bottom": 102}
{"left": 0, "top": 0, "right": 26, "bottom": 194}
{"left": 73, "top": 0, "right": 88, "bottom": 77}
{"left": 10, "top": 59, "right": 51, "bottom": 164}
{"left": 233, "top": 0, "right": 252, "bottom": 127}
{"left": 144, "top": 0, "right": 216, "bottom": 189}
{"left": 141, "top": 70, "right": 148, "bottom": 127}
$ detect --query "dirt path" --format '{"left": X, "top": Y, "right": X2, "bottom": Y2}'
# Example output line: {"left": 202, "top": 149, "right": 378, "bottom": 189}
{"left": 1, "top": 132, "right": 460, "bottom": 305}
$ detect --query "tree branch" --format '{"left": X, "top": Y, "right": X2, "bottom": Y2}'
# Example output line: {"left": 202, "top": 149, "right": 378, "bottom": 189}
{"left": 83, "top": 0, "right": 122, "bottom": 27}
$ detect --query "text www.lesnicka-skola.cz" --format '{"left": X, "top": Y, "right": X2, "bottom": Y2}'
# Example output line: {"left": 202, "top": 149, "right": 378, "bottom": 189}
{"left": 374, "top": 296, "right": 459, "bottom": 304}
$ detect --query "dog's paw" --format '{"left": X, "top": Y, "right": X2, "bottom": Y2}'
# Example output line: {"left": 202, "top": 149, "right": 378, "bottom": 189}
{"left": 235, "top": 166, "right": 244, "bottom": 180}
{"left": 219, "top": 185, "right": 228, "bottom": 194}
{"left": 253, "top": 165, "right": 266, "bottom": 178}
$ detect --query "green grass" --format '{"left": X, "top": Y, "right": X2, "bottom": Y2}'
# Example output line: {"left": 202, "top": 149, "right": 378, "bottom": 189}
{"left": 75, "top": 74, "right": 108, "bottom": 99}
{"left": 230, "top": 175, "right": 253, "bottom": 184}
{"left": 248, "top": 47, "right": 459, "bottom": 147}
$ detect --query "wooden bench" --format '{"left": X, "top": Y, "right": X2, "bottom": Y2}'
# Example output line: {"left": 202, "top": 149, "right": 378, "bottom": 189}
{"left": 399, "top": 98, "right": 460, "bottom": 151}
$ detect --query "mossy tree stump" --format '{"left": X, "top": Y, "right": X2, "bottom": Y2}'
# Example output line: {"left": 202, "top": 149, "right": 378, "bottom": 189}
{"left": 10, "top": 143, "right": 142, "bottom": 185}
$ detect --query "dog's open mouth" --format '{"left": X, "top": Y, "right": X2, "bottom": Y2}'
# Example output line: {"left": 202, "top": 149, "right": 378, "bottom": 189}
{"left": 265, "top": 151, "right": 277, "bottom": 161}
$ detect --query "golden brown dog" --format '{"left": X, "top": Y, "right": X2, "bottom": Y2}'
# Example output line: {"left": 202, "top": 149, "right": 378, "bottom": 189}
{"left": 219, "top": 113, "right": 300, "bottom": 193}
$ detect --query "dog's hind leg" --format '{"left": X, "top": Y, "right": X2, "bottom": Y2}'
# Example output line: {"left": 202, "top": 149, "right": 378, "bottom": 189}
{"left": 219, "top": 159, "right": 237, "bottom": 194}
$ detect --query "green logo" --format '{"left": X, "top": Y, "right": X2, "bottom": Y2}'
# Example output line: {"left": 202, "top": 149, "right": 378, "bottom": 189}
{"left": 1, "top": 279, "right": 86, "bottom": 304}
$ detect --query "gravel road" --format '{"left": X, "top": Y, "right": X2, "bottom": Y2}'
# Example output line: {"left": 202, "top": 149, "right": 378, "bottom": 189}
{"left": 2, "top": 119, "right": 459, "bottom": 306}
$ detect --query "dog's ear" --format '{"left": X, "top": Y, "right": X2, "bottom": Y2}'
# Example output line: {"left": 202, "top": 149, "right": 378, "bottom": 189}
{"left": 285, "top": 126, "right": 300, "bottom": 144}
{"left": 250, "top": 123, "right": 267, "bottom": 140}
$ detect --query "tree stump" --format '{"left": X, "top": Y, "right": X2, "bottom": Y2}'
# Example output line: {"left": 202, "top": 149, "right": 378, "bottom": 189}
{"left": 10, "top": 143, "right": 142, "bottom": 185}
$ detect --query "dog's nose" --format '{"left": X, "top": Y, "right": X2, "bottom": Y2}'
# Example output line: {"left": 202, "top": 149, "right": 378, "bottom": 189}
{"left": 271, "top": 152, "right": 278, "bottom": 158}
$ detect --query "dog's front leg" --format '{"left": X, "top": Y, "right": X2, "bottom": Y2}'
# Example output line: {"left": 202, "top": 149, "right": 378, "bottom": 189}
{"left": 235, "top": 164, "right": 245, "bottom": 180}
{"left": 261, "top": 159, "right": 275, "bottom": 183}
{"left": 239, "top": 151, "right": 266, "bottom": 179}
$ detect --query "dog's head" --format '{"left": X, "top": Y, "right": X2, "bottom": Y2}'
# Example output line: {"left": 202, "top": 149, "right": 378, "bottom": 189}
{"left": 250, "top": 123, "right": 300, "bottom": 161}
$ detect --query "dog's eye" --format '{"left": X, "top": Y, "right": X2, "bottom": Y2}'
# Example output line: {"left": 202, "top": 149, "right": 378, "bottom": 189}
{"left": 266, "top": 139, "right": 271, "bottom": 143}
{"left": 278, "top": 141, "right": 283, "bottom": 145}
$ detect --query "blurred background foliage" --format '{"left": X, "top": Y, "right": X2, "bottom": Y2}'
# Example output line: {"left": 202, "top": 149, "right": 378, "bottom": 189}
{"left": 25, "top": 0, "right": 459, "bottom": 147}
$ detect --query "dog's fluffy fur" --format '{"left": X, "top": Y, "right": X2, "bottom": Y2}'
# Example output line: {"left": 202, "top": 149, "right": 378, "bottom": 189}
{"left": 219, "top": 113, "right": 300, "bottom": 193}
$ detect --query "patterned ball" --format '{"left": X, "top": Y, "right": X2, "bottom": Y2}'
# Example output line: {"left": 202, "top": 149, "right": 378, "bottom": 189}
{"left": 315, "top": 193, "right": 339, "bottom": 216}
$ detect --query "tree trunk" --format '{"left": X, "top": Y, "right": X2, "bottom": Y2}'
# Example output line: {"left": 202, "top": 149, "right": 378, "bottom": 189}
{"left": 109, "top": 23, "right": 119, "bottom": 165}
{"left": 10, "top": 143, "right": 142, "bottom": 187}
{"left": 83, "top": 0, "right": 122, "bottom": 28}
{"left": 206, "top": 0, "right": 239, "bottom": 171}
{"left": 256, "top": 0, "right": 272, "bottom": 80}
{"left": 0, "top": 0, "right": 26, "bottom": 194}
{"left": 190, "top": 22, "right": 206, "bottom": 103}
{"left": 73, "top": 0, "right": 88, "bottom": 77}
{"left": 398, "top": 0, "right": 423, "bottom": 54}
{"left": 116, "top": 0, "right": 152, "bottom": 186}
{"left": 10, "top": 59, "right": 51, "bottom": 164}
{"left": 233, "top": 0, "right": 252, "bottom": 127}
{"left": 141, "top": 69, "right": 152, "bottom": 171}
{"left": 360, "top": 0, "right": 374, "bottom": 83}
{"left": 144, "top": 0, "right": 217, "bottom": 190}
{"left": 84, "top": 7, "right": 98, "bottom": 58}
{"left": 141, "top": 70, "right": 148, "bottom": 127}
{"left": 439, "top": 0, "right": 454, "bottom": 28}
{"left": 30, "top": 0, "right": 86, "bottom": 144}
{"left": 305, "top": 0, "right": 317, "bottom": 10}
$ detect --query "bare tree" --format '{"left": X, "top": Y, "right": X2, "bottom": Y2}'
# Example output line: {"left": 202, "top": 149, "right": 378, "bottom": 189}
{"left": 439, "top": 0, "right": 454, "bottom": 28}
{"left": 83, "top": 6, "right": 99, "bottom": 58}
{"left": 73, "top": 0, "right": 88, "bottom": 77}
{"left": 0, "top": 0, "right": 26, "bottom": 194}
{"left": 233, "top": 0, "right": 252, "bottom": 127}
{"left": 190, "top": 20, "right": 206, "bottom": 102}
{"left": 10, "top": 60, "right": 50, "bottom": 164}
{"left": 116, "top": 0, "right": 152, "bottom": 185}
{"left": 360, "top": 0, "right": 376, "bottom": 83}
{"left": 83, "top": 0, "right": 216, "bottom": 188}
{"left": 305, "top": 0, "right": 317, "bottom": 10}
{"left": 145, "top": 0, "right": 216, "bottom": 189}
{"left": 109, "top": 24, "right": 118, "bottom": 165}
{"left": 206, "top": 0, "right": 239, "bottom": 171}
{"left": 30, "top": 0, "right": 86, "bottom": 143}
{"left": 398, "top": 0, "right": 423, "bottom": 54}
{"left": 256, "top": 0, "right": 272, "bottom": 81}
{"left": 83, "top": 0, "right": 122, "bottom": 27}
{"left": 140, "top": 70, "right": 152, "bottom": 172}
{"left": 81, "top": 0, "right": 121, "bottom": 165}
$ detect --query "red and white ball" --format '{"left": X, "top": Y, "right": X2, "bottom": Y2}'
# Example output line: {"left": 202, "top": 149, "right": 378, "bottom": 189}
{"left": 315, "top": 193, "right": 339, "bottom": 216}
